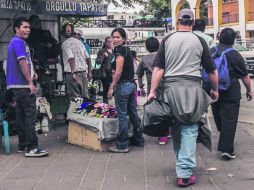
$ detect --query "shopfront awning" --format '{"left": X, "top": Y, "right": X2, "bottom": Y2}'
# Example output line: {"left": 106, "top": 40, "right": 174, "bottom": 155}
{"left": 0, "top": 0, "right": 108, "bottom": 16}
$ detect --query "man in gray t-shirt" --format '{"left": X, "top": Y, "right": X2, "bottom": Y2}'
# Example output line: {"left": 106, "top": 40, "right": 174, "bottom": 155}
{"left": 148, "top": 9, "right": 219, "bottom": 187}
{"left": 136, "top": 37, "right": 159, "bottom": 95}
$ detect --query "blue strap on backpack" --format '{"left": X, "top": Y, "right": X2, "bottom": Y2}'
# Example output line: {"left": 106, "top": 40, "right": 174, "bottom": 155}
{"left": 202, "top": 46, "right": 235, "bottom": 91}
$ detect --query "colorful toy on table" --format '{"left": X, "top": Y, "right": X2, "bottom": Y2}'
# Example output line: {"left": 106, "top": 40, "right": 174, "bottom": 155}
{"left": 74, "top": 101, "right": 117, "bottom": 118}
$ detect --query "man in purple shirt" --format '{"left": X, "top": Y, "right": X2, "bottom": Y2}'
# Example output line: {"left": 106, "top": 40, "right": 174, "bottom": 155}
{"left": 6, "top": 17, "right": 48, "bottom": 157}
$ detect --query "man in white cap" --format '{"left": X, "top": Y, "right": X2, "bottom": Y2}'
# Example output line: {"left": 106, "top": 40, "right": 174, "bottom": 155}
{"left": 148, "top": 9, "right": 219, "bottom": 187}
{"left": 74, "top": 28, "right": 91, "bottom": 57}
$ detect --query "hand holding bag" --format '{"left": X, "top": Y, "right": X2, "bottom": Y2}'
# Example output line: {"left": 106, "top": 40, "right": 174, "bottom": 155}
{"left": 141, "top": 98, "right": 173, "bottom": 137}
{"left": 197, "top": 113, "right": 212, "bottom": 151}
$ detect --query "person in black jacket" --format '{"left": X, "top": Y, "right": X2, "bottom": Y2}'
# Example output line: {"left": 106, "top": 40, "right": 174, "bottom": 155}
{"left": 95, "top": 37, "right": 113, "bottom": 103}
{"left": 208, "top": 28, "right": 252, "bottom": 160}
{"left": 27, "top": 15, "right": 59, "bottom": 74}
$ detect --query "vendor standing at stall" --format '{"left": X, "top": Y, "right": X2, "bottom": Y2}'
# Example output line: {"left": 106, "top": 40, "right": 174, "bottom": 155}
{"left": 61, "top": 24, "right": 92, "bottom": 101}
{"left": 27, "top": 15, "right": 59, "bottom": 75}
{"left": 107, "top": 28, "right": 144, "bottom": 153}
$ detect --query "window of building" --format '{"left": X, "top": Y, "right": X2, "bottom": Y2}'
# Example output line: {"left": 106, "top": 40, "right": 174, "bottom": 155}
{"left": 223, "top": 0, "right": 238, "bottom": 3}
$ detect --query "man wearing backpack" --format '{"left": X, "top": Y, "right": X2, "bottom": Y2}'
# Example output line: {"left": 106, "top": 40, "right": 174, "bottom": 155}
{"left": 206, "top": 28, "right": 252, "bottom": 160}
{"left": 148, "top": 9, "right": 219, "bottom": 187}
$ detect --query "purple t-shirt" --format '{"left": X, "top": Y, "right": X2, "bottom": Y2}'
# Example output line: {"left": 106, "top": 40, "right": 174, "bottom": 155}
{"left": 6, "top": 36, "right": 34, "bottom": 89}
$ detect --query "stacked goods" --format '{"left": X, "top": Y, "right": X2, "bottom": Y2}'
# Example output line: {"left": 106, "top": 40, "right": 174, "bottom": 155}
{"left": 74, "top": 102, "right": 117, "bottom": 118}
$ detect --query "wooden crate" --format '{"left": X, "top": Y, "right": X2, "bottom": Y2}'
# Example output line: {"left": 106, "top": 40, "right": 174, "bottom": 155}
{"left": 67, "top": 121, "right": 114, "bottom": 152}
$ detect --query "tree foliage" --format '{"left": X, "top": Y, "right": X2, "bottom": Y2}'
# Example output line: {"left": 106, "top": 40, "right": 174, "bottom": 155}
{"left": 145, "top": 0, "right": 171, "bottom": 19}
{"left": 107, "top": 0, "right": 146, "bottom": 7}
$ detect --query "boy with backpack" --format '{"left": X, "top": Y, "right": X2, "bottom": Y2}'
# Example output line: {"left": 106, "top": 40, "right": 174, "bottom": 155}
{"left": 202, "top": 28, "right": 252, "bottom": 160}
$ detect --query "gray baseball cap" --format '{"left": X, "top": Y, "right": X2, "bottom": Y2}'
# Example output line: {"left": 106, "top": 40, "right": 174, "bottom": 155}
{"left": 178, "top": 9, "right": 194, "bottom": 20}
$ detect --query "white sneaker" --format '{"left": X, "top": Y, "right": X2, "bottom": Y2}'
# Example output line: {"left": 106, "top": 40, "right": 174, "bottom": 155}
{"left": 25, "top": 147, "right": 49, "bottom": 157}
{"left": 222, "top": 152, "right": 236, "bottom": 159}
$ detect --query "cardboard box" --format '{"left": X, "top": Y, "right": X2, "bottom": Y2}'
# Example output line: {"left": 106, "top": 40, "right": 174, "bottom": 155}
{"left": 68, "top": 121, "right": 114, "bottom": 152}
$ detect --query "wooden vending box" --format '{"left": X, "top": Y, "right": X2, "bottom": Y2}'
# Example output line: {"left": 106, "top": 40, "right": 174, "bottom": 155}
{"left": 67, "top": 121, "right": 114, "bottom": 152}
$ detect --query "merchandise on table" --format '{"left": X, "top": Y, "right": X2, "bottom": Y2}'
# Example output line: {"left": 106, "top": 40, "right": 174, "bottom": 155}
{"left": 74, "top": 102, "right": 117, "bottom": 118}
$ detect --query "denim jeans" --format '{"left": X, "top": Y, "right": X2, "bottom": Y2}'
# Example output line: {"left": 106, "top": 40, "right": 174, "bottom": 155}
{"left": 101, "top": 73, "right": 112, "bottom": 104}
{"left": 114, "top": 82, "right": 144, "bottom": 149}
{"left": 13, "top": 88, "right": 38, "bottom": 150}
{"left": 171, "top": 123, "right": 199, "bottom": 178}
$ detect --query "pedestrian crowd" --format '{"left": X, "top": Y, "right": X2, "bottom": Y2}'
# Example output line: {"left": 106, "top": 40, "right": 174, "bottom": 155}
{"left": 5, "top": 8, "right": 253, "bottom": 187}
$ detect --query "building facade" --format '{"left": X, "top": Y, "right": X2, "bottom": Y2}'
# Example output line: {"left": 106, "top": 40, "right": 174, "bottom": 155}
{"left": 171, "top": 0, "right": 254, "bottom": 39}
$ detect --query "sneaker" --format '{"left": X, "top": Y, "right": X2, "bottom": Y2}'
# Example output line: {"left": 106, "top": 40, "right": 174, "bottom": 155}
{"left": 108, "top": 146, "right": 129, "bottom": 153}
{"left": 129, "top": 141, "right": 144, "bottom": 147}
{"left": 129, "top": 139, "right": 144, "bottom": 147}
{"left": 177, "top": 175, "right": 196, "bottom": 187}
{"left": 17, "top": 147, "right": 26, "bottom": 153}
{"left": 222, "top": 152, "right": 236, "bottom": 159}
{"left": 25, "top": 147, "right": 49, "bottom": 157}
{"left": 158, "top": 137, "right": 169, "bottom": 145}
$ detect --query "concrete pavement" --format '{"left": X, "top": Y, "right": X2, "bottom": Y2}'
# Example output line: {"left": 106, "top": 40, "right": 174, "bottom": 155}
{"left": 1, "top": 117, "right": 254, "bottom": 189}
{"left": 2, "top": 81, "right": 254, "bottom": 190}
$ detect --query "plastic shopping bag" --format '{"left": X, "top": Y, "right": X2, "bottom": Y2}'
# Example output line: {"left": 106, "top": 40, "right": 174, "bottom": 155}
{"left": 197, "top": 113, "right": 212, "bottom": 151}
{"left": 141, "top": 98, "right": 173, "bottom": 137}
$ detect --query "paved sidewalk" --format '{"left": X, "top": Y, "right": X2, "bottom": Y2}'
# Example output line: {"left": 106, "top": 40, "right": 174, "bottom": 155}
{"left": 1, "top": 118, "right": 254, "bottom": 190}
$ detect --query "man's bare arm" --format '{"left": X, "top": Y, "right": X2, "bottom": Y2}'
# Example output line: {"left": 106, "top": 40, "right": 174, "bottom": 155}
{"left": 19, "top": 58, "right": 33, "bottom": 84}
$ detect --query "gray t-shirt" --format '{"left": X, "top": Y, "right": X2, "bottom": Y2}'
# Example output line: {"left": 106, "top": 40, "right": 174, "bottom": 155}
{"left": 136, "top": 53, "right": 157, "bottom": 82}
{"left": 154, "top": 32, "right": 215, "bottom": 78}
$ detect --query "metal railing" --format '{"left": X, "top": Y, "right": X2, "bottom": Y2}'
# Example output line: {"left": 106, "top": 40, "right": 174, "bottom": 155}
{"left": 90, "top": 44, "right": 148, "bottom": 55}
{"left": 222, "top": 14, "right": 239, "bottom": 24}
{"left": 130, "top": 20, "right": 166, "bottom": 28}
{"left": 86, "top": 39, "right": 103, "bottom": 48}
{"left": 74, "top": 19, "right": 166, "bottom": 28}
{"left": 237, "top": 39, "right": 254, "bottom": 51}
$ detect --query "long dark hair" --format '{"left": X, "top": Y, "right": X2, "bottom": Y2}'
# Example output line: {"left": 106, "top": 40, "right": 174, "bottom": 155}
{"left": 102, "top": 36, "right": 111, "bottom": 49}
{"left": 111, "top": 27, "right": 127, "bottom": 45}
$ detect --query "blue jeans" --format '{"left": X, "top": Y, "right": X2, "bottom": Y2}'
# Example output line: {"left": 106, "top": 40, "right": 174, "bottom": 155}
{"left": 114, "top": 82, "right": 144, "bottom": 149}
{"left": 171, "top": 123, "right": 199, "bottom": 178}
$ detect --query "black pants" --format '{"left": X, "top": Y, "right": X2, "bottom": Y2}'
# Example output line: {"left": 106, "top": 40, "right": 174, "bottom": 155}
{"left": 13, "top": 89, "right": 38, "bottom": 150}
{"left": 211, "top": 100, "right": 240, "bottom": 153}
{"left": 101, "top": 74, "right": 111, "bottom": 104}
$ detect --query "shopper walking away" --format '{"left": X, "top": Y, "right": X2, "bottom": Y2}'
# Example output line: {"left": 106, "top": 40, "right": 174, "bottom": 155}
{"left": 204, "top": 28, "right": 252, "bottom": 160}
{"left": 95, "top": 37, "right": 114, "bottom": 103}
{"left": 136, "top": 37, "right": 169, "bottom": 145}
{"left": 108, "top": 28, "right": 145, "bottom": 153}
{"left": 136, "top": 37, "right": 160, "bottom": 96}
{"left": 6, "top": 17, "right": 48, "bottom": 157}
{"left": 148, "top": 9, "right": 219, "bottom": 187}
